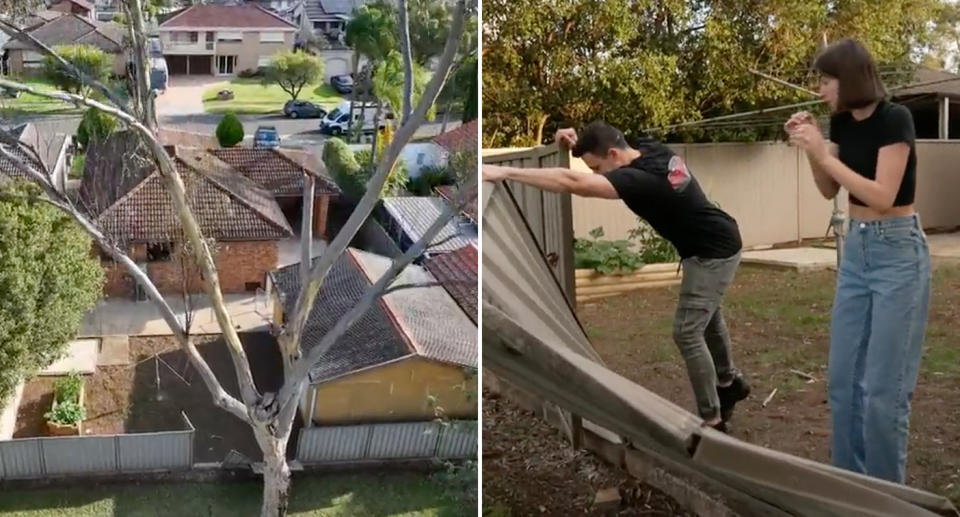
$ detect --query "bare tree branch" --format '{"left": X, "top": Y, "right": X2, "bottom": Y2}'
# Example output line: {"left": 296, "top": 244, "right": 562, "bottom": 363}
{"left": 0, "top": 18, "right": 127, "bottom": 109}
{"left": 281, "top": 0, "right": 468, "bottom": 360}
{"left": 124, "top": 0, "right": 157, "bottom": 128}
{"left": 382, "top": 281, "right": 442, "bottom": 295}
{"left": 398, "top": 0, "right": 414, "bottom": 123}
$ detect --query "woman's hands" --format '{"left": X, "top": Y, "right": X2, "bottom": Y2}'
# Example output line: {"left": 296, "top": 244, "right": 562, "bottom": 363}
{"left": 785, "top": 111, "right": 828, "bottom": 161}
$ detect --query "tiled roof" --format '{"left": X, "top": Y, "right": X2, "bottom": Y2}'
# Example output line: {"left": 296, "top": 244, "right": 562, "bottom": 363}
{"left": 381, "top": 196, "right": 477, "bottom": 254}
{"left": 270, "top": 247, "right": 477, "bottom": 383}
{"left": 3, "top": 14, "right": 121, "bottom": 51}
{"left": 81, "top": 131, "right": 293, "bottom": 243}
{"left": 352, "top": 249, "right": 476, "bottom": 367}
{"left": 435, "top": 183, "right": 477, "bottom": 223}
{"left": 432, "top": 120, "right": 477, "bottom": 153}
{"left": 0, "top": 123, "right": 67, "bottom": 181}
{"left": 211, "top": 148, "right": 339, "bottom": 197}
{"left": 22, "top": 10, "right": 65, "bottom": 30}
{"left": 159, "top": 4, "right": 296, "bottom": 29}
{"left": 157, "top": 127, "right": 220, "bottom": 149}
{"left": 423, "top": 244, "right": 478, "bottom": 324}
{"left": 270, "top": 250, "right": 414, "bottom": 383}
{"left": 304, "top": 0, "right": 369, "bottom": 20}
{"left": 55, "top": 0, "right": 95, "bottom": 11}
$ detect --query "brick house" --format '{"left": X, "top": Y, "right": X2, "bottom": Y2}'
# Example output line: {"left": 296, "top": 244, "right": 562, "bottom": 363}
{"left": 48, "top": 0, "right": 95, "bottom": 19}
{"left": 3, "top": 14, "right": 127, "bottom": 76}
{"left": 81, "top": 131, "right": 298, "bottom": 297}
{"left": 157, "top": 4, "right": 297, "bottom": 76}
{"left": 268, "top": 248, "right": 477, "bottom": 425}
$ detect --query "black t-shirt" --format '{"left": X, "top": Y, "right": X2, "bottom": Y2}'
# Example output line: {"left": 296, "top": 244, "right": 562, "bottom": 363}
{"left": 602, "top": 140, "right": 742, "bottom": 259}
{"left": 829, "top": 100, "right": 917, "bottom": 207}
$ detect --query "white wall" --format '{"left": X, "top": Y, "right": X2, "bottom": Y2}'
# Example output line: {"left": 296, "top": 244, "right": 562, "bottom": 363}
{"left": 347, "top": 142, "right": 446, "bottom": 178}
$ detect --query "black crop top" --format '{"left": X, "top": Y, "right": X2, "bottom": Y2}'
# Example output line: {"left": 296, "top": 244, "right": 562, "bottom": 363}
{"left": 828, "top": 100, "right": 917, "bottom": 207}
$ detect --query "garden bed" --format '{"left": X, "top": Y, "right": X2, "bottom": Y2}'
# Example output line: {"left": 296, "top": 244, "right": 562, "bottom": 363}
{"left": 578, "top": 264, "right": 960, "bottom": 504}
{"left": 575, "top": 263, "right": 681, "bottom": 303}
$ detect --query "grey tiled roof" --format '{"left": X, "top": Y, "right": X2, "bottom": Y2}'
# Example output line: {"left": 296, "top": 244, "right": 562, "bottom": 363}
{"left": 303, "top": 0, "right": 369, "bottom": 20}
{"left": 381, "top": 196, "right": 478, "bottom": 254}
{"left": 210, "top": 148, "right": 339, "bottom": 197}
{"left": 352, "top": 249, "right": 476, "bottom": 368}
{"left": 81, "top": 131, "right": 293, "bottom": 243}
{"left": 0, "top": 123, "right": 68, "bottom": 179}
{"left": 4, "top": 14, "right": 121, "bottom": 52}
{"left": 270, "top": 250, "right": 413, "bottom": 383}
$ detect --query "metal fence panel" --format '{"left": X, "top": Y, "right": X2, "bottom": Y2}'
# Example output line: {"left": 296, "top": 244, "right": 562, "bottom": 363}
{"left": 0, "top": 439, "right": 42, "bottom": 479}
{"left": 42, "top": 436, "right": 116, "bottom": 476}
{"left": 367, "top": 422, "right": 441, "bottom": 459}
{"left": 436, "top": 421, "right": 477, "bottom": 459}
{"left": 118, "top": 432, "right": 192, "bottom": 471}
{"left": 297, "top": 425, "right": 371, "bottom": 463}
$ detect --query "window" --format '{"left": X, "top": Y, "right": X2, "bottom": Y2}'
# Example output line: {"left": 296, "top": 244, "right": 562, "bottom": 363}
{"left": 337, "top": 114, "right": 349, "bottom": 123}
{"left": 416, "top": 153, "right": 425, "bottom": 165}
{"left": 146, "top": 242, "right": 173, "bottom": 262}
{"left": 217, "top": 31, "right": 243, "bottom": 42}
{"left": 216, "top": 55, "right": 237, "bottom": 75}
{"left": 313, "top": 21, "right": 325, "bottom": 30}
{"left": 260, "top": 31, "right": 284, "bottom": 43}
{"left": 257, "top": 55, "right": 274, "bottom": 68}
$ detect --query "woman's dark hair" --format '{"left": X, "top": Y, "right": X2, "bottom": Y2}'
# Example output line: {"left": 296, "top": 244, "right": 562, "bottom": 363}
{"left": 814, "top": 38, "right": 887, "bottom": 111}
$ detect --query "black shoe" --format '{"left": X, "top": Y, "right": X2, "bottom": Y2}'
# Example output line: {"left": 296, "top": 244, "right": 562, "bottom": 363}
{"left": 710, "top": 420, "right": 730, "bottom": 434}
{"left": 718, "top": 374, "right": 751, "bottom": 423}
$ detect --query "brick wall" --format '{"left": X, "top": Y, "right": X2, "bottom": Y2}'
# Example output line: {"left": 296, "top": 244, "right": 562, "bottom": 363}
{"left": 100, "top": 240, "right": 278, "bottom": 298}
{"left": 313, "top": 195, "right": 330, "bottom": 239}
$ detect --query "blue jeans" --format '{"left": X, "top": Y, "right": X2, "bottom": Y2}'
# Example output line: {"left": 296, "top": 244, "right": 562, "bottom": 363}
{"left": 829, "top": 214, "right": 931, "bottom": 483}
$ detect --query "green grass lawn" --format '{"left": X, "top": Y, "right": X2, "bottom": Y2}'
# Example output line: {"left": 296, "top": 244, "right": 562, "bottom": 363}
{"left": 203, "top": 79, "right": 345, "bottom": 115}
{"left": 0, "top": 78, "right": 83, "bottom": 115}
{"left": 0, "top": 473, "right": 469, "bottom": 516}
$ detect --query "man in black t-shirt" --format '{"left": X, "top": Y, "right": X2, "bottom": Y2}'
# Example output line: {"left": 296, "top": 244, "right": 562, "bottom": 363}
{"left": 482, "top": 121, "right": 750, "bottom": 431}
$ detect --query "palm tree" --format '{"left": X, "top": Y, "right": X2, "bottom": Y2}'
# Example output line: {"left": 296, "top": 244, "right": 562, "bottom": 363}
{"left": 371, "top": 50, "right": 432, "bottom": 158}
{"left": 345, "top": 2, "right": 397, "bottom": 141}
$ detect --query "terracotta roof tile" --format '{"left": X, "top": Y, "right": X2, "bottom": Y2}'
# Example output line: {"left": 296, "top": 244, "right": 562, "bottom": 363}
{"left": 160, "top": 4, "right": 296, "bottom": 29}
{"left": 432, "top": 120, "right": 478, "bottom": 153}
{"left": 211, "top": 148, "right": 339, "bottom": 197}
{"left": 424, "top": 245, "right": 478, "bottom": 324}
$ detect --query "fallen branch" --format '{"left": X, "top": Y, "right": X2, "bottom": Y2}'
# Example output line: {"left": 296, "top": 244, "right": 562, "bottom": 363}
{"left": 790, "top": 369, "right": 817, "bottom": 383}
{"left": 762, "top": 388, "right": 778, "bottom": 408}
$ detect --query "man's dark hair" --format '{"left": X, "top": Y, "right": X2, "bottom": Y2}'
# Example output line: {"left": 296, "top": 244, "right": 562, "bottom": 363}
{"left": 814, "top": 38, "right": 887, "bottom": 111}
{"left": 572, "top": 121, "right": 629, "bottom": 158}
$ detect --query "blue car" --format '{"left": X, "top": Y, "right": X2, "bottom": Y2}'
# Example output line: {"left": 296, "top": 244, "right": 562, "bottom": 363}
{"left": 254, "top": 126, "right": 280, "bottom": 149}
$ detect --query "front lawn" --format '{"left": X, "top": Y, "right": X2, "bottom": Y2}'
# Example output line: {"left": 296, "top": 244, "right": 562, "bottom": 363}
{"left": 0, "top": 78, "right": 83, "bottom": 115}
{"left": 203, "top": 79, "right": 344, "bottom": 115}
{"left": 0, "top": 473, "right": 470, "bottom": 516}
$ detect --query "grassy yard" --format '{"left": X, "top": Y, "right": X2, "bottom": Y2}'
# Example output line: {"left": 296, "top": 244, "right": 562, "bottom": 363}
{"left": 0, "top": 78, "right": 83, "bottom": 115}
{"left": 203, "top": 79, "right": 344, "bottom": 115}
{"left": 0, "top": 473, "right": 470, "bottom": 516}
{"left": 579, "top": 263, "right": 960, "bottom": 504}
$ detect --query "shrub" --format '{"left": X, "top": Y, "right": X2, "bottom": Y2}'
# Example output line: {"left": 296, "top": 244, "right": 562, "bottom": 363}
{"left": 76, "top": 107, "right": 117, "bottom": 149}
{"left": 322, "top": 137, "right": 364, "bottom": 199}
{"left": 69, "top": 154, "right": 85, "bottom": 179}
{"left": 54, "top": 372, "right": 83, "bottom": 404}
{"left": 355, "top": 148, "right": 408, "bottom": 197}
{"left": 43, "top": 45, "right": 110, "bottom": 95}
{"left": 215, "top": 112, "right": 244, "bottom": 148}
{"left": 45, "top": 399, "right": 85, "bottom": 426}
{"left": 628, "top": 219, "right": 679, "bottom": 264}
{"left": 574, "top": 227, "right": 644, "bottom": 275}
{"left": 408, "top": 165, "right": 453, "bottom": 195}
{"left": 237, "top": 68, "right": 261, "bottom": 79}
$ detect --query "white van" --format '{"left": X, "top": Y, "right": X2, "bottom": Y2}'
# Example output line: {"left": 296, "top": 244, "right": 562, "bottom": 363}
{"left": 319, "top": 101, "right": 390, "bottom": 136}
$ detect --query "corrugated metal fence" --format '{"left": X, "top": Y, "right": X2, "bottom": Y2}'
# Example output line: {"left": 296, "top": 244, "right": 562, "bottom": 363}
{"left": 0, "top": 412, "right": 194, "bottom": 479}
{"left": 296, "top": 420, "right": 477, "bottom": 464}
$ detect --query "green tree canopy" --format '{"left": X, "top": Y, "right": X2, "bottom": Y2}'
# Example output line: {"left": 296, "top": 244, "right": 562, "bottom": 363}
{"left": 43, "top": 45, "right": 111, "bottom": 96}
{"left": 346, "top": 2, "right": 398, "bottom": 63}
{"left": 76, "top": 107, "right": 117, "bottom": 150}
{"left": 483, "top": 0, "right": 947, "bottom": 146}
{"left": 373, "top": 50, "right": 434, "bottom": 119}
{"left": 0, "top": 181, "right": 103, "bottom": 403}
{"left": 262, "top": 51, "right": 324, "bottom": 101}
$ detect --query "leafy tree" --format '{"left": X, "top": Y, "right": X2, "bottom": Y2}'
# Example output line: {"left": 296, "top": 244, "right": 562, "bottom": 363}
{"left": 461, "top": 56, "right": 477, "bottom": 122}
{"left": 373, "top": 50, "right": 433, "bottom": 117}
{"left": 408, "top": 0, "right": 450, "bottom": 64}
{"left": 346, "top": 2, "right": 398, "bottom": 139}
{"left": 43, "top": 45, "right": 111, "bottom": 96}
{"left": 321, "top": 137, "right": 365, "bottom": 200}
{"left": 261, "top": 51, "right": 324, "bottom": 101}
{"left": 0, "top": 181, "right": 103, "bottom": 404}
{"left": 76, "top": 107, "right": 118, "bottom": 149}
{"left": 215, "top": 112, "right": 244, "bottom": 147}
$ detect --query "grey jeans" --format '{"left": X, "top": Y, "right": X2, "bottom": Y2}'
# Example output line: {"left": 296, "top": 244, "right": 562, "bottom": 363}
{"left": 673, "top": 252, "right": 741, "bottom": 419}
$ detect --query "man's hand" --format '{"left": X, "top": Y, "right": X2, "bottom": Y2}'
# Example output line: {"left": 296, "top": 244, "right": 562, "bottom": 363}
{"left": 555, "top": 128, "right": 577, "bottom": 149}
{"left": 482, "top": 164, "right": 509, "bottom": 182}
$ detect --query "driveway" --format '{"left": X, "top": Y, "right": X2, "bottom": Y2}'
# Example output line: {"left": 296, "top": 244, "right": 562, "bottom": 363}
{"left": 156, "top": 76, "right": 224, "bottom": 116}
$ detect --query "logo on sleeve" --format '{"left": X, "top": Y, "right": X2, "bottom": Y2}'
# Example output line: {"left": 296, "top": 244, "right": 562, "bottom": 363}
{"left": 667, "top": 155, "right": 692, "bottom": 192}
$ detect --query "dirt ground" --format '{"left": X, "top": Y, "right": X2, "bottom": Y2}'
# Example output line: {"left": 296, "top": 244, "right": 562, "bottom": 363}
{"left": 482, "top": 392, "right": 694, "bottom": 516}
{"left": 578, "top": 263, "right": 960, "bottom": 504}
{"left": 15, "top": 332, "right": 297, "bottom": 463}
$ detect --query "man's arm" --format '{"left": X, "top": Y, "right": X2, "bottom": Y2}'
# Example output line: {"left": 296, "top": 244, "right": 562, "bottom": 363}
{"left": 482, "top": 164, "right": 619, "bottom": 199}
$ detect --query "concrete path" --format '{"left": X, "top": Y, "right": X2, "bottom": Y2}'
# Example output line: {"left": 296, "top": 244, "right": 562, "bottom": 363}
{"left": 928, "top": 232, "right": 960, "bottom": 259}
{"left": 156, "top": 76, "right": 224, "bottom": 116}
{"left": 80, "top": 293, "right": 272, "bottom": 337}
{"left": 98, "top": 335, "right": 130, "bottom": 366}
{"left": 742, "top": 247, "right": 838, "bottom": 272}
{"left": 41, "top": 339, "right": 99, "bottom": 375}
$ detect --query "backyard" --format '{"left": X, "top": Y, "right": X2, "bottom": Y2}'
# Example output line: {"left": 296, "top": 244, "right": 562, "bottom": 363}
{"left": 575, "top": 262, "right": 960, "bottom": 504}
{"left": 202, "top": 79, "right": 344, "bottom": 115}
{"left": 0, "top": 78, "right": 84, "bottom": 115}
{"left": 0, "top": 472, "right": 469, "bottom": 516}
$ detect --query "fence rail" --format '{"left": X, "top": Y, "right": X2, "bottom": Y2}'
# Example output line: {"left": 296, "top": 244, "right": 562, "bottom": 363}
{"left": 0, "top": 412, "right": 194, "bottom": 480}
{"left": 296, "top": 420, "right": 477, "bottom": 464}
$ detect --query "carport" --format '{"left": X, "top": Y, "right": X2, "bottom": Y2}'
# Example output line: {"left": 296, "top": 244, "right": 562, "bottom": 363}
{"left": 165, "top": 55, "right": 212, "bottom": 75}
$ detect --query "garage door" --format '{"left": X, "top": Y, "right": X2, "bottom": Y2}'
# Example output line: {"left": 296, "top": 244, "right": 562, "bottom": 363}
{"left": 325, "top": 57, "right": 349, "bottom": 79}
{"left": 188, "top": 55, "right": 211, "bottom": 75}
{"left": 166, "top": 55, "right": 187, "bottom": 75}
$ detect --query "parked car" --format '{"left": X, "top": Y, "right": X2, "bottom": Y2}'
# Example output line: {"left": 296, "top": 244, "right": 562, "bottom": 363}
{"left": 254, "top": 126, "right": 280, "bottom": 149}
{"left": 319, "top": 100, "right": 386, "bottom": 136}
{"left": 331, "top": 74, "right": 354, "bottom": 94}
{"left": 283, "top": 100, "right": 327, "bottom": 119}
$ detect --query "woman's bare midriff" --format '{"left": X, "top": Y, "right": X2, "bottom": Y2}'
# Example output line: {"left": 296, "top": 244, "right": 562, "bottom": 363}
{"left": 848, "top": 203, "right": 915, "bottom": 221}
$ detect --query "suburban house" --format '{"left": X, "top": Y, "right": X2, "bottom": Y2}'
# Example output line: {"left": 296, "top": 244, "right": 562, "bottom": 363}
{"left": 93, "top": 0, "right": 118, "bottom": 21}
{"left": 292, "top": 0, "right": 366, "bottom": 80}
{"left": 48, "top": 0, "right": 95, "bottom": 19}
{"left": 433, "top": 119, "right": 478, "bottom": 156}
{"left": 2, "top": 14, "right": 126, "bottom": 76}
{"left": 436, "top": 183, "right": 478, "bottom": 224}
{"left": 0, "top": 122, "right": 71, "bottom": 193}
{"left": 423, "top": 243, "right": 478, "bottom": 324}
{"left": 269, "top": 248, "right": 477, "bottom": 425}
{"left": 81, "top": 131, "right": 299, "bottom": 297}
{"left": 156, "top": 3, "right": 297, "bottom": 76}
{"left": 378, "top": 196, "right": 478, "bottom": 261}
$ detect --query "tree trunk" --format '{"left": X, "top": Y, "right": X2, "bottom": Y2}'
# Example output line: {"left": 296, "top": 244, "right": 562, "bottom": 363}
{"left": 397, "top": 0, "right": 414, "bottom": 124}
{"left": 349, "top": 51, "right": 360, "bottom": 140}
{"left": 535, "top": 114, "right": 549, "bottom": 145}
{"left": 370, "top": 100, "right": 383, "bottom": 159}
{"left": 259, "top": 431, "right": 292, "bottom": 517}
